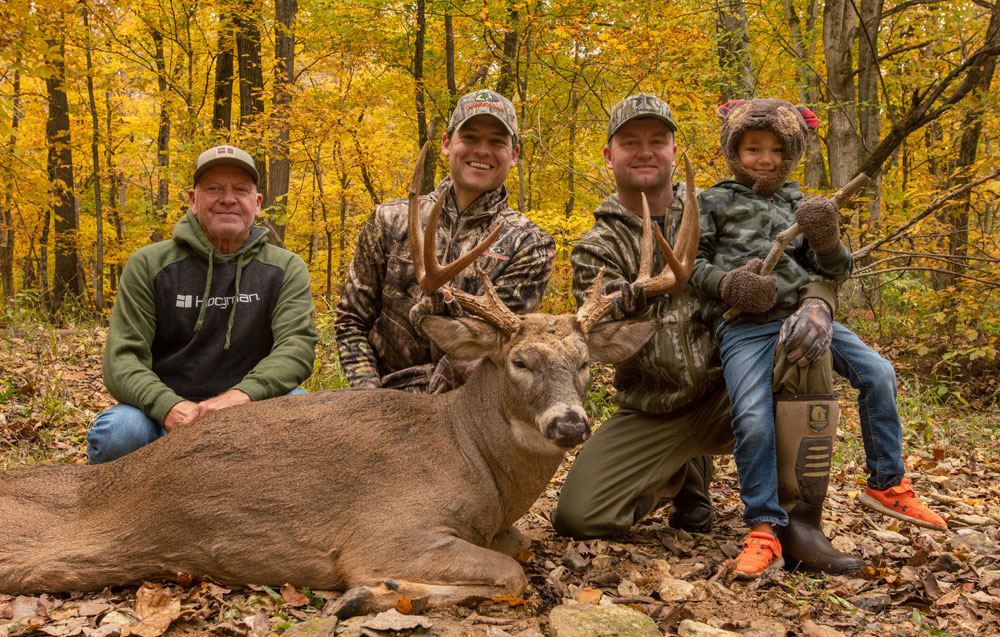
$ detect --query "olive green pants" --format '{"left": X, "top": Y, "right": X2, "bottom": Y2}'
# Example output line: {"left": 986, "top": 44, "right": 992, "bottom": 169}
{"left": 551, "top": 344, "right": 831, "bottom": 539}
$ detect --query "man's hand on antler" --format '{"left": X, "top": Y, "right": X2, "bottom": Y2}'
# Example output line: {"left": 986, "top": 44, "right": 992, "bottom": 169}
{"left": 795, "top": 197, "right": 841, "bottom": 255}
{"left": 604, "top": 279, "right": 648, "bottom": 320}
{"left": 778, "top": 298, "right": 833, "bottom": 367}
{"left": 719, "top": 258, "right": 777, "bottom": 315}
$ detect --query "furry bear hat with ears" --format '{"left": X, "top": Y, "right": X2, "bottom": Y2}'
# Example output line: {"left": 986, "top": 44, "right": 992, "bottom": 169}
{"left": 718, "top": 98, "right": 819, "bottom": 197}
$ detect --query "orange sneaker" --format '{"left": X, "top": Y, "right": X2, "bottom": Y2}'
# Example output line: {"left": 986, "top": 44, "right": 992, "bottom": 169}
{"left": 858, "top": 478, "right": 947, "bottom": 530}
{"left": 734, "top": 531, "right": 784, "bottom": 579}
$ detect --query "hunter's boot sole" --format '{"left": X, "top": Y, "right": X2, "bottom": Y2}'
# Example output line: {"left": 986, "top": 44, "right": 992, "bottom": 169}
{"left": 775, "top": 395, "right": 864, "bottom": 575}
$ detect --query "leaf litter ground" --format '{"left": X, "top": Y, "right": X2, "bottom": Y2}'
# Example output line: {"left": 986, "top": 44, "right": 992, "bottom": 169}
{"left": 1, "top": 321, "right": 999, "bottom": 637}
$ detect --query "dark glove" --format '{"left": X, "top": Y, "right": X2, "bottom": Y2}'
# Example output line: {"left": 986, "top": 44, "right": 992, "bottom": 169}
{"left": 719, "top": 258, "right": 777, "bottom": 314}
{"left": 778, "top": 298, "right": 833, "bottom": 367}
{"left": 409, "top": 288, "right": 462, "bottom": 325}
{"left": 604, "top": 279, "right": 647, "bottom": 320}
{"left": 795, "top": 197, "right": 841, "bottom": 255}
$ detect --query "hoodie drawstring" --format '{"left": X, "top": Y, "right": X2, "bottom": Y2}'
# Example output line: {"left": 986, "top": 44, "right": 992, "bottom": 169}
{"left": 194, "top": 246, "right": 214, "bottom": 333}
{"left": 224, "top": 253, "right": 244, "bottom": 350}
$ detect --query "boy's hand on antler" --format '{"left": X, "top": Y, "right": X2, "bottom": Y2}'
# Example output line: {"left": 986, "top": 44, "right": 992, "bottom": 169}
{"left": 604, "top": 279, "right": 648, "bottom": 320}
{"left": 409, "top": 289, "right": 463, "bottom": 337}
{"left": 795, "top": 197, "right": 841, "bottom": 255}
{"left": 778, "top": 298, "right": 833, "bottom": 366}
{"left": 719, "top": 258, "right": 777, "bottom": 315}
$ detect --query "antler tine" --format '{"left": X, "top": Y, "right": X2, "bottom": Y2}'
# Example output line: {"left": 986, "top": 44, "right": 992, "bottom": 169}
{"left": 637, "top": 193, "right": 655, "bottom": 280}
{"left": 575, "top": 266, "right": 613, "bottom": 334}
{"left": 450, "top": 266, "right": 521, "bottom": 335}
{"left": 408, "top": 142, "right": 430, "bottom": 287}
{"left": 638, "top": 155, "right": 700, "bottom": 296}
{"left": 408, "top": 141, "right": 507, "bottom": 295}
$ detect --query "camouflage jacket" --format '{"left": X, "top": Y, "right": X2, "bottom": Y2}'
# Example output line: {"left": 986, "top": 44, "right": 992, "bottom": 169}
{"left": 690, "top": 180, "right": 853, "bottom": 333}
{"left": 571, "top": 188, "right": 724, "bottom": 415}
{"left": 335, "top": 176, "right": 555, "bottom": 391}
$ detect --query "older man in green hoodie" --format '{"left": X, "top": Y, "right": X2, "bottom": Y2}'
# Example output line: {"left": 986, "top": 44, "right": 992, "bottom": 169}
{"left": 87, "top": 145, "right": 317, "bottom": 464}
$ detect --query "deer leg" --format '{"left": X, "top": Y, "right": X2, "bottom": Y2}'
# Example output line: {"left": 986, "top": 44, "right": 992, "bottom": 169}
{"left": 488, "top": 526, "right": 530, "bottom": 559}
{"left": 333, "top": 537, "right": 527, "bottom": 618}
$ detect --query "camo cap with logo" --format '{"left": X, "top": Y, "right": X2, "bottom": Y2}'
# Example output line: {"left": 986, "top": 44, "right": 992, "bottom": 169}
{"left": 607, "top": 93, "right": 678, "bottom": 142}
{"left": 447, "top": 89, "right": 519, "bottom": 145}
{"left": 193, "top": 145, "right": 260, "bottom": 186}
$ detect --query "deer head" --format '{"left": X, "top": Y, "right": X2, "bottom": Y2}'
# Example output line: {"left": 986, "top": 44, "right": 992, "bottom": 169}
{"left": 407, "top": 143, "right": 699, "bottom": 450}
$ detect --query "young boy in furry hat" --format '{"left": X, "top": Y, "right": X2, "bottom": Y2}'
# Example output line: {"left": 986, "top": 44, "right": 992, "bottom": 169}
{"left": 690, "top": 98, "right": 946, "bottom": 579}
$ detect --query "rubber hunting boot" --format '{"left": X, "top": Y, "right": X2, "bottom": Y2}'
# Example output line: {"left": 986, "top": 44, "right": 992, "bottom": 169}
{"left": 774, "top": 395, "right": 864, "bottom": 574}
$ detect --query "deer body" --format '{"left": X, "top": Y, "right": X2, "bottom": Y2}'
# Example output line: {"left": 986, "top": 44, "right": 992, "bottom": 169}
{"left": 0, "top": 314, "right": 640, "bottom": 613}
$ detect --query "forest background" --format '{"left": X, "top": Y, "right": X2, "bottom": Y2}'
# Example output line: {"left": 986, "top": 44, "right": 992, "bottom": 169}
{"left": 1, "top": 0, "right": 999, "bottom": 406}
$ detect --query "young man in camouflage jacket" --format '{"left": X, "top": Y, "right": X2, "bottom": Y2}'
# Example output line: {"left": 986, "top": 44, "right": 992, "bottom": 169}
{"left": 335, "top": 90, "right": 555, "bottom": 393}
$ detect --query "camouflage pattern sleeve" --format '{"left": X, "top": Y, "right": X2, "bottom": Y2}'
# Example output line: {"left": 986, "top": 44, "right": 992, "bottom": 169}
{"left": 492, "top": 227, "right": 556, "bottom": 314}
{"left": 689, "top": 190, "right": 726, "bottom": 302}
{"left": 570, "top": 237, "right": 627, "bottom": 310}
{"left": 334, "top": 209, "right": 386, "bottom": 387}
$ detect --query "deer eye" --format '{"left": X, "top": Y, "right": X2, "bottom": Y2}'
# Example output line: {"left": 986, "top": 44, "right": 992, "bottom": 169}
{"left": 578, "top": 361, "right": 589, "bottom": 372}
{"left": 512, "top": 359, "right": 528, "bottom": 370}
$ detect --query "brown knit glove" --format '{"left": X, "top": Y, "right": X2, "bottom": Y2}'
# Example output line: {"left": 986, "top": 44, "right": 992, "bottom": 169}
{"left": 795, "top": 197, "right": 841, "bottom": 255}
{"left": 719, "top": 258, "right": 777, "bottom": 315}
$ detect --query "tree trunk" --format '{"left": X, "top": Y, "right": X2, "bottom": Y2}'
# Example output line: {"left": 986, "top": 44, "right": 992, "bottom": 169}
{"left": 151, "top": 27, "right": 170, "bottom": 242}
{"left": 856, "top": 0, "right": 884, "bottom": 241}
{"left": 0, "top": 62, "right": 19, "bottom": 301}
{"left": 714, "top": 0, "right": 755, "bottom": 101}
{"left": 212, "top": 8, "right": 235, "bottom": 133}
{"left": 496, "top": 1, "right": 519, "bottom": 100}
{"left": 45, "top": 17, "right": 82, "bottom": 311}
{"left": 105, "top": 90, "right": 125, "bottom": 293}
{"left": 414, "top": 0, "right": 435, "bottom": 194}
{"left": 264, "top": 0, "right": 298, "bottom": 244}
{"left": 235, "top": 0, "right": 267, "bottom": 199}
{"left": 785, "top": 0, "right": 828, "bottom": 189}
{"left": 83, "top": 7, "right": 105, "bottom": 312}
{"left": 823, "top": 0, "right": 859, "bottom": 188}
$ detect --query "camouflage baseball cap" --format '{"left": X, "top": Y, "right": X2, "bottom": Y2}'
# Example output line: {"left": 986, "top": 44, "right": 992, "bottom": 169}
{"left": 607, "top": 93, "right": 677, "bottom": 141}
{"left": 447, "top": 89, "right": 519, "bottom": 144}
{"left": 193, "top": 145, "right": 259, "bottom": 185}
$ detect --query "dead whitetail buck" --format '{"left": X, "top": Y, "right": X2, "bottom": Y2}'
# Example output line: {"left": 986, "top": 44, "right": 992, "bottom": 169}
{"left": 0, "top": 145, "right": 699, "bottom": 617}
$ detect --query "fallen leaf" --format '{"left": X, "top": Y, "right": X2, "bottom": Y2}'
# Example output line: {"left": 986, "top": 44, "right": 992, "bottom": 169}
{"left": 575, "top": 588, "right": 602, "bottom": 605}
{"left": 280, "top": 583, "right": 309, "bottom": 607}
{"left": 121, "top": 582, "right": 181, "bottom": 637}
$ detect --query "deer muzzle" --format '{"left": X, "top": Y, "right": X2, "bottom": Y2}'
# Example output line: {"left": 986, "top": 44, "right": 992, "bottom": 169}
{"left": 542, "top": 407, "right": 591, "bottom": 449}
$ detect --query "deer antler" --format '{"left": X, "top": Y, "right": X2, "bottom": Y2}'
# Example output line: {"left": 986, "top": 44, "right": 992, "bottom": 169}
{"left": 576, "top": 155, "right": 700, "bottom": 333}
{"left": 408, "top": 142, "right": 520, "bottom": 335}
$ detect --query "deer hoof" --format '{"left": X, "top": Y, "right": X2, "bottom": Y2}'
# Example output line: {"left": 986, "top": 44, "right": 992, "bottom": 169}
{"left": 329, "top": 586, "right": 374, "bottom": 619}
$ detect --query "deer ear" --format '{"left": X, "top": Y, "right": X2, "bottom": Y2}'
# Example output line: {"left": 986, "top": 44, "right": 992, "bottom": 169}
{"left": 585, "top": 318, "right": 659, "bottom": 364}
{"left": 420, "top": 314, "right": 502, "bottom": 360}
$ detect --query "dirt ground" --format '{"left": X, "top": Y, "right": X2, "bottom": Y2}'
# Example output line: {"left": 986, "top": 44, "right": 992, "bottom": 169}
{"left": 1, "top": 322, "right": 999, "bottom": 636}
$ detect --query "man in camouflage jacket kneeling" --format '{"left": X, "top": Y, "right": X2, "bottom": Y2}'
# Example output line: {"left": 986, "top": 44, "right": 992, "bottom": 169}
{"left": 335, "top": 90, "right": 555, "bottom": 393}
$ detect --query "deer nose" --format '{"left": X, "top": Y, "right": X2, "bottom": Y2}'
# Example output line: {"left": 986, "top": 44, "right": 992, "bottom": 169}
{"left": 543, "top": 408, "right": 591, "bottom": 448}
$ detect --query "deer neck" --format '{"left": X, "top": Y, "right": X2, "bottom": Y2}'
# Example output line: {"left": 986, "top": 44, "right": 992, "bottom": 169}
{"left": 443, "top": 359, "right": 566, "bottom": 525}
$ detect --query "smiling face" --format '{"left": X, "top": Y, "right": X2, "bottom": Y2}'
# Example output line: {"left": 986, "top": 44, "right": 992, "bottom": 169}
{"left": 737, "top": 129, "right": 784, "bottom": 181}
{"left": 188, "top": 165, "right": 262, "bottom": 254}
{"left": 442, "top": 114, "right": 520, "bottom": 211}
{"left": 603, "top": 117, "right": 676, "bottom": 198}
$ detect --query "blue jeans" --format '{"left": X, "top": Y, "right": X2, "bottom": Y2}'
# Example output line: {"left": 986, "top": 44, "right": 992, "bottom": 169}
{"left": 87, "top": 388, "right": 308, "bottom": 464}
{"left": 719, "top": 320, "right": 905, "bottom": 527}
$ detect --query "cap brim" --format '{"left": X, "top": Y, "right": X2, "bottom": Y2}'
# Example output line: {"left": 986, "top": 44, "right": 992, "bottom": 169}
{"left": 455, "top": 113, "right": 518, "bottom": 143}
{"left": 608, "top": 114, "right": 678, "bottom": 141}
{"left": 194, "top": 158, "right": 260, "bottom": 185}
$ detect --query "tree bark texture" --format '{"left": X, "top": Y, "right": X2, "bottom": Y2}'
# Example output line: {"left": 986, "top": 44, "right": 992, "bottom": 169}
{"left": 714, "top": 0, "right": 755, "bottom": 101}
{"left": 212, "top": 8, "right": 235, "bottom": 133}
{"left": 0, "top": 63, "right": 19, "bottom": 300}
{"left": 264, "top": 0, "right": 298, "bottom": 244}
{"left": 45, "top": 24, "right": 82, "bottom": 309}
{"left": 151, "top": 27, "right": 171, "bottom": 242}
{"left": 823, "top": 0, "right": 859, "bottom": 188}
{"left": 83, "top": 7, "right": 105, "bottom": 312}
{"left": 785, "top": 0, "right": 828, "bottom": 189}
